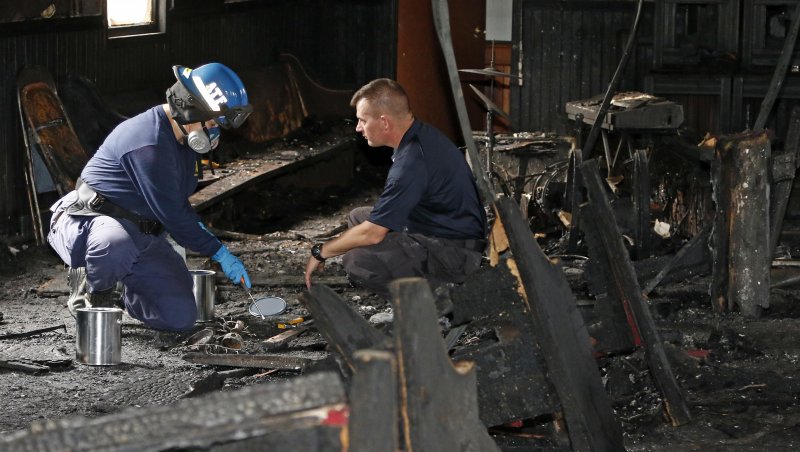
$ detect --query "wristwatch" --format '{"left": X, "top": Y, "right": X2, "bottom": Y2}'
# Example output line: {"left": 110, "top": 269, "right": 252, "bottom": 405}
{"left": 311, "top": 243, "right": 326, "bottom": 262}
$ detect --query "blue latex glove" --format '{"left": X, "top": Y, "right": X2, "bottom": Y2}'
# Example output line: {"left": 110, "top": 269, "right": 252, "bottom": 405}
{"left": 212, "top": 245, "right": 251, "bottom": 289}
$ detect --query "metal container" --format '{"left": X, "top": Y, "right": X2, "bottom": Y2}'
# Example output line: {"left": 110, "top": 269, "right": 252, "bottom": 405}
{"left": 75, "top": 307, "right": 123, "bottom": 366}
{"left": 190, "top": 269, "right": 216, "bottom": 322}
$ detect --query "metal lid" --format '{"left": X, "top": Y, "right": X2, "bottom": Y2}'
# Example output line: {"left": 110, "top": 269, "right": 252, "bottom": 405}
{"left": 248, "top": 296, "right": 287, "bottom": 317}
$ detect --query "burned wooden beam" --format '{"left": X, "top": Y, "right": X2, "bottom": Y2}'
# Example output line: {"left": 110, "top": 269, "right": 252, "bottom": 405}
{"left": 182, "top": 352, "right": 310, "bottom": 370}
{"left": 1, "top": 372, "right": 347, "bottom": 451}
{"left": 581, "top": 158, "right": 692, "bottom": 427}
{"left": 300, "top": 285, "right": 389, "bottom": 373}
{"left": 391, "top": 278, "right": 500, "bottom": 452}
{"left": 769, "top": 106, "right": 800, "bottom": 258}
{"left": 492, "top": 197, "right": 625, "bottom": 449}
{"left": 349, "top": 350, "right": 398, "bottom": 452}
{"left": 710, "top": 131, "right": 771, "bottom": 316}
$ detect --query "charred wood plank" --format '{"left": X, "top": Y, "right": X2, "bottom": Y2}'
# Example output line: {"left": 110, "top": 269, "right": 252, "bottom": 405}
{"left": 260, "top": 327, "right": 311, "bottom": 351}
{"left": 391, "top": 278, "right": 500, "bottom": 452}
{"left": 565, "top": 148, "right": 584, "bottom": 253}
{"left": 769, "top": 106, "right": 800, "bottom": 257}
{"left": 450, "top": 264, "right": 560, "bottom": 426}
{"left": 0, "top": 323, "right": 66, "bottom": 340}
{"left": 349, "top": 350, "right": 398, "bottom": 452}
{"left": 492, "top": 197, "right": 625, "bottom": 450}
{"left": 182, "top": 352, "right": 310, "bottom": 370}
{"left": 581, "top": 206, "right": 639, "bottom": 355}
{"left": 300, "top": 285, "right": 389, "bottom": 373}
{"left": 581, "top": 159, "right": 692, "bottom": 427}
{"left": 0, "top": 359, "right": 50, "bottom": 374}
{"left": 711, "top": 132, "right": 771, "bottom": 316}
{"left": 642, "top": 225, "right": 712, "bottom": 296}
{"left": 1, "top": 372, "right": 347, "bottom": 451}
{"left": 189, "top": 137, "right": 355, "bottom": 212}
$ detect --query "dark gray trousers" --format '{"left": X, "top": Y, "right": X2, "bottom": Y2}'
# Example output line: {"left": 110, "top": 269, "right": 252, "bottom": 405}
{"left": 342, "top": 207, "right": 483, "bottom": 300}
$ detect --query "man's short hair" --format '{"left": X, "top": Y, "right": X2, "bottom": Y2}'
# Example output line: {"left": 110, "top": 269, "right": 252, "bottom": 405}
{"left": 350, "top": 78, "right": 411, "bottom": 117}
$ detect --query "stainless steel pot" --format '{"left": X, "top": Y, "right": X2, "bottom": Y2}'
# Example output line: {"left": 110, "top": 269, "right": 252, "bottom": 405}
{"left": 75, "top": 307, "right": 123, "bottom": 366}
{"left": 190, "top": 269, "right": 216, "bottom": 322}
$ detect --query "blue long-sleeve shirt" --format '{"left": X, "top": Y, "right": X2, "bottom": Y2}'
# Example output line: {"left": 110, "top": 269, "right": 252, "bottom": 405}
{"left": 80, "top": 106, "right": 221, "bottom": 256}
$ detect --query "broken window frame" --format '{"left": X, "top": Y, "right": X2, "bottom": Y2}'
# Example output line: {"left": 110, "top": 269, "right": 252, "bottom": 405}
{"left": 106, "top": 0, "right": 166, "bottom": 40}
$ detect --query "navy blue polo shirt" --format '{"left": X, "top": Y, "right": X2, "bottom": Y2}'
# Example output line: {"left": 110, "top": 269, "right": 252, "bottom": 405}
{"left": 368, "top": 120, "right": 486, "bottom": 240}
{"left": 80, "top": 106, "right": 221, "bottom": 256}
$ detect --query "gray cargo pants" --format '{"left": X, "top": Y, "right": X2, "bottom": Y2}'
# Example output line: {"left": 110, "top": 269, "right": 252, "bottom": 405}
{"left": 341, "top": 207, "right": 485, "bottom": 300}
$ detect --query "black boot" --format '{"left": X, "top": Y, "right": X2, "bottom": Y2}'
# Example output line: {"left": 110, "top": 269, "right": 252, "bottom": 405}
{"left": 88, "top": 288, "right": 123, "bottom": 309}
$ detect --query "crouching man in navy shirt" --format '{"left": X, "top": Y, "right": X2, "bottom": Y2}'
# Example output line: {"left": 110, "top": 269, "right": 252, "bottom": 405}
{"left": 48, "top": 62, "right": 253, "bottom": 331}
{"left": 305, "top": 78, "right": 487, "bottom": 300}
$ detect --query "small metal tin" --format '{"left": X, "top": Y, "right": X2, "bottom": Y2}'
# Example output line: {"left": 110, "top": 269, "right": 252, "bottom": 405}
{"left": 248, "top": 296, "right": 287, "bottom": 317}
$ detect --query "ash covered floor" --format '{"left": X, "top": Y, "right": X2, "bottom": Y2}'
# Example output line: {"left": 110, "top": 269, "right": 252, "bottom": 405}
{"left": 0, "top": 164, "right": 800, "bottom": 451}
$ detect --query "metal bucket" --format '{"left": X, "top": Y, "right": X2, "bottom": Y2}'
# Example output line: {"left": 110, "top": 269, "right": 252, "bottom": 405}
{"left": 75, "top": 307, "right": 123, "bottom": 366}
{"left": 190, "top": 269, "right": 216, "bottom": 322}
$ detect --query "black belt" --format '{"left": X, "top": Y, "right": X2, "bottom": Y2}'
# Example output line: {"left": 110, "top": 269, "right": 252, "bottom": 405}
{"left": 70, "top": 179, "right": 164, "bottom": 235}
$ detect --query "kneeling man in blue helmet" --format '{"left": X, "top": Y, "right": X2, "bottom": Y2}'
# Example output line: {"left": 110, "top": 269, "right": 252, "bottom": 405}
{"left": 304, "top": 79, "right": 487, "bottom": 300}
{"left": 48, "top": 62, "right": 253, "bottom": 331}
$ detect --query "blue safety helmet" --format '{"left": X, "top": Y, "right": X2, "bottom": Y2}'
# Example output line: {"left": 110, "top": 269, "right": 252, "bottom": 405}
{"left": 166, "top": 62, "right": 253, "bottom": 129}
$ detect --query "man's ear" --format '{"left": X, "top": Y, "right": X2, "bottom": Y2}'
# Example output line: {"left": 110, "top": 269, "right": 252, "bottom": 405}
{"left": 380, "top": 115, "right": 390, "bottom": 130}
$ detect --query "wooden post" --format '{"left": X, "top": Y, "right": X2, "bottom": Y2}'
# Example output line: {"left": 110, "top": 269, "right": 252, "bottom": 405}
{"left": 349, "top": 350, "right": 398, "bottom": 452}
{"left": 710, "top": 131, "right": 771, "bottom": 316}
{"left": 391, "top": 277, "right": 500, "bottom": 452}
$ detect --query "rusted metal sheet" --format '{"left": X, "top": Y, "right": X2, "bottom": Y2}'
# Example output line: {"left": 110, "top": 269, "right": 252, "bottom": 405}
{"left": 711, "top": 131, "right": 772, "bottom": 316}
{"left": 18, "top": 67, "right": 89, "bottom": 195}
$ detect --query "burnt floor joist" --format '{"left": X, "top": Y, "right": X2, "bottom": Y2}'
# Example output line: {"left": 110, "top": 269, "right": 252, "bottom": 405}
{"left": 581, "top": 158, "right": 692, "bottom": 427}
{"left": 189, "top": 134, "right": 356, "bottom": 213}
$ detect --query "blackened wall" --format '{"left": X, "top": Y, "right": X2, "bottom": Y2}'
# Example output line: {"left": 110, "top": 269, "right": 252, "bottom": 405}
{"left": 511, "top": 0, "right": 654, "bottom": 135}
{"left": 0, "top": 0, "right": 396, "bottom": 237}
